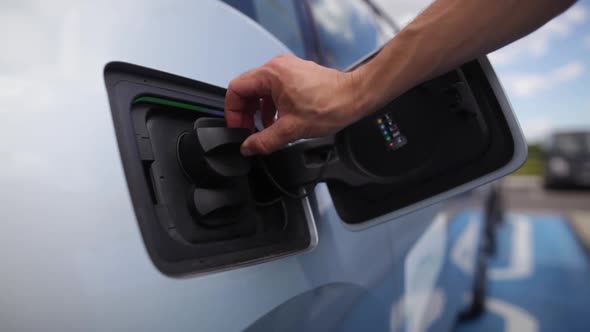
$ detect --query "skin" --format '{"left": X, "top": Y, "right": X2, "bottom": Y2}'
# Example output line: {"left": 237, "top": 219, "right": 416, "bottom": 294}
{"left": 225, "top": 0, "right": 577, "bottom": 156}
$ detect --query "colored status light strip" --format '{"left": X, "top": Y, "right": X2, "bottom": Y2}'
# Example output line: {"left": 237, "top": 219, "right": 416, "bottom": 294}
{"left": 133, "top": 96, "right": 225, "bottom": 117}
{"left": 377, "top": 113, "right": 409, "bottom": 151}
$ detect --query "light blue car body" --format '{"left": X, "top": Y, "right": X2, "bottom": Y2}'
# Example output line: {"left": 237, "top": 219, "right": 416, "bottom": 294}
{"left": 0, "top": 1, "right": 526, "bottom": 331}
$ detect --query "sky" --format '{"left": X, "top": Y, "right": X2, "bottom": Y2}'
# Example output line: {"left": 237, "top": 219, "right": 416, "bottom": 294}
{"left": 375, "top": 0, "right": 590, "bottom": 143}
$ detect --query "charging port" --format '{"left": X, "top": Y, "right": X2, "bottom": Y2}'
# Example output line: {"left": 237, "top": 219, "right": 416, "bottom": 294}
{"left": 104, "top": 62, "right": 317, "bottom": 276}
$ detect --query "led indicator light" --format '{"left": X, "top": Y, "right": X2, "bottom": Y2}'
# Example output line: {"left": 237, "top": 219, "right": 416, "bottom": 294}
{"left": 390, "top": 142, "right": 395, "bottom": 147}
{"left": 383, "top": 131, "right": 389, "bottom": 136}
{"left": 377, "top": 119, "right": 383, "bottom": 124}
{"left": 386, "top": 136, "right": 392, "bottom": 142}
{"left": 380, "top": 124, "right": 386, "bottom": 129}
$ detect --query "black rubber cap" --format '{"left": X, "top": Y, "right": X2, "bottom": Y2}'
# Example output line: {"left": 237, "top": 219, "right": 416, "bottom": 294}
{"left": 178, "top": 118, "right": 251, "bottom": 183}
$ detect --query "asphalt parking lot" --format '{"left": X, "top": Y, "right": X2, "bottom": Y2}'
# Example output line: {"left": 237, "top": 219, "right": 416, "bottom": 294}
{"left": 501, "top": 176, "right": 590, "bottom": 254}
{"left": 500, "top": 176, "right": 590, "bottom": 213}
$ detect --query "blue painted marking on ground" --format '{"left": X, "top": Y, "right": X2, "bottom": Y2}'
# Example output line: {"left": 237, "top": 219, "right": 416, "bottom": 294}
{"left": 455, "top": 213, "right": 590, "bottom": 332}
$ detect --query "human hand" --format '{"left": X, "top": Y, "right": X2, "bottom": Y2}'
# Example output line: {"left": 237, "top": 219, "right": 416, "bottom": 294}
{"left": 225, "top": 54, "right": 366, "bottom": 156}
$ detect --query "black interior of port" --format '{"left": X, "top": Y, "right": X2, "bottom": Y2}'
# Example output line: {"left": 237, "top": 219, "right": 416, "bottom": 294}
{"left": 104, "top": 62, "right": 312, "bottom": 276}
{"left": 326, "top": 61, "right": 515, "bottom": 223}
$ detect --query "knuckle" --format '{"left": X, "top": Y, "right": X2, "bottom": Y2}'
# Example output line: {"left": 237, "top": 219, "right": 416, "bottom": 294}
{"left": 265, "top": 62, "right": 280, "bottom": 73}
{"left": 266, "top": 55, "right": 287, "bottom": 69}
{"left": 260, "top": 66, "right": 281, "bottom": 89}
{"left": 255, "top": 66, "right": 275, "bottom": 83}
{"left": 280, "top": 120, "right": 301, "bottom": 141}
{"left": 259, "top": 65, "right": 275, "bottom": 77}
{"left": 255, "top": 136, "right": 274, "bottom": 155}
{"left": 275, "top": 53, "right": 292, "bottom": 60}
{"left": 308, "top": 106, "right": 323, "bottom": 118}
{"left": 302, "top": 103, "right": 324, "bottom": 119}
{"left": 227, "top": 79, "right": 237, "bottom": 91}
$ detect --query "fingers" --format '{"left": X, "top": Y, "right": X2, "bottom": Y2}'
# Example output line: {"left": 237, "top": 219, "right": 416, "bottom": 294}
{"left": 241, "top": 117, "right": 299, "bottom": 156}
{"left": 224, "top": 67, "right": 275, "bottom": 130}
{"left": 224, "top": 89, "right": 256, "bottom": 131}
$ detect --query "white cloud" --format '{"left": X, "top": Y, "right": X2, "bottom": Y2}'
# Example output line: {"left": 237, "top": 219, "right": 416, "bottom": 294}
{"left": 565, "top": 4, "right": 589, "bottom": 23}
{"left": 396, "top": 12, "right": 418, "bottom": 27}
{"left": 501, "top": 61, "right": 584, "bottom": 97}
{"left": 490, "top": 5, "right": 587, "bottom": 66}
{"left": 375, "top": 1, "right": 587, "bottom": 63}
{"left": 522, "top": 117, "right": 554, "bottom": 142}
{"left": 372, "top": 0, "right": 432, "bottom": 27}
{"left": 310, "top": 0, "right": 356, "bottom": 41}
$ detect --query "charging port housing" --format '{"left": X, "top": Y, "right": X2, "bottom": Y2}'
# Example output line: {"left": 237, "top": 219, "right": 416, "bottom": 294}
{"left": 105, "top": 62, "right": 317, "bottom": 276}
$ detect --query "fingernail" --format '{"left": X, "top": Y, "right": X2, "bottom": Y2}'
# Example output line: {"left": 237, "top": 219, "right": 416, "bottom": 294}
{"left": 241, "top": 147, "right": 254, "bottom": 157}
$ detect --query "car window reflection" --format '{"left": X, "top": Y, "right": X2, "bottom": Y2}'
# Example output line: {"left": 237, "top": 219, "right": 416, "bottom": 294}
{"left": 308, "top": 0, "right": 383, "bottom": 69}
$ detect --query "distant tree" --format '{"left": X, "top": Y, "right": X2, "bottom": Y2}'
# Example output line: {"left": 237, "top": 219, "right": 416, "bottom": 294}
{"left": 513, "top": 143, "right": 544, "bottom": 176}
{"left": 528, "top": 144, "right": 542, "bottom": 159}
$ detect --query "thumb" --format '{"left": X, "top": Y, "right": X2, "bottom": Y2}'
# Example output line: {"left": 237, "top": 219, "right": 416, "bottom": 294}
{"left": 241, "top": 118, "right": 297, "bottom": 156}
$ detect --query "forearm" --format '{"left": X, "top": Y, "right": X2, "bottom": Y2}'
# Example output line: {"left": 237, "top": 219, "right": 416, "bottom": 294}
{"left": 226, "top": 0, "right": 577, "bottom": 155}
{"left": 352, "top": 0, "right": 576, "bottom": 114}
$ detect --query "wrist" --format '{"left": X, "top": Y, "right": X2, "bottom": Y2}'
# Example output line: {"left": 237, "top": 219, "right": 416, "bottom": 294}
{"left": 343, "top": 66, "right": 378, "bottom": 122}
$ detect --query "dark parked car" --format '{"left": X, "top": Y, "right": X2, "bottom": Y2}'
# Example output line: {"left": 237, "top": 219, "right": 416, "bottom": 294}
{"left": 544, "top": 131, "right": 590, "bottom": 188}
